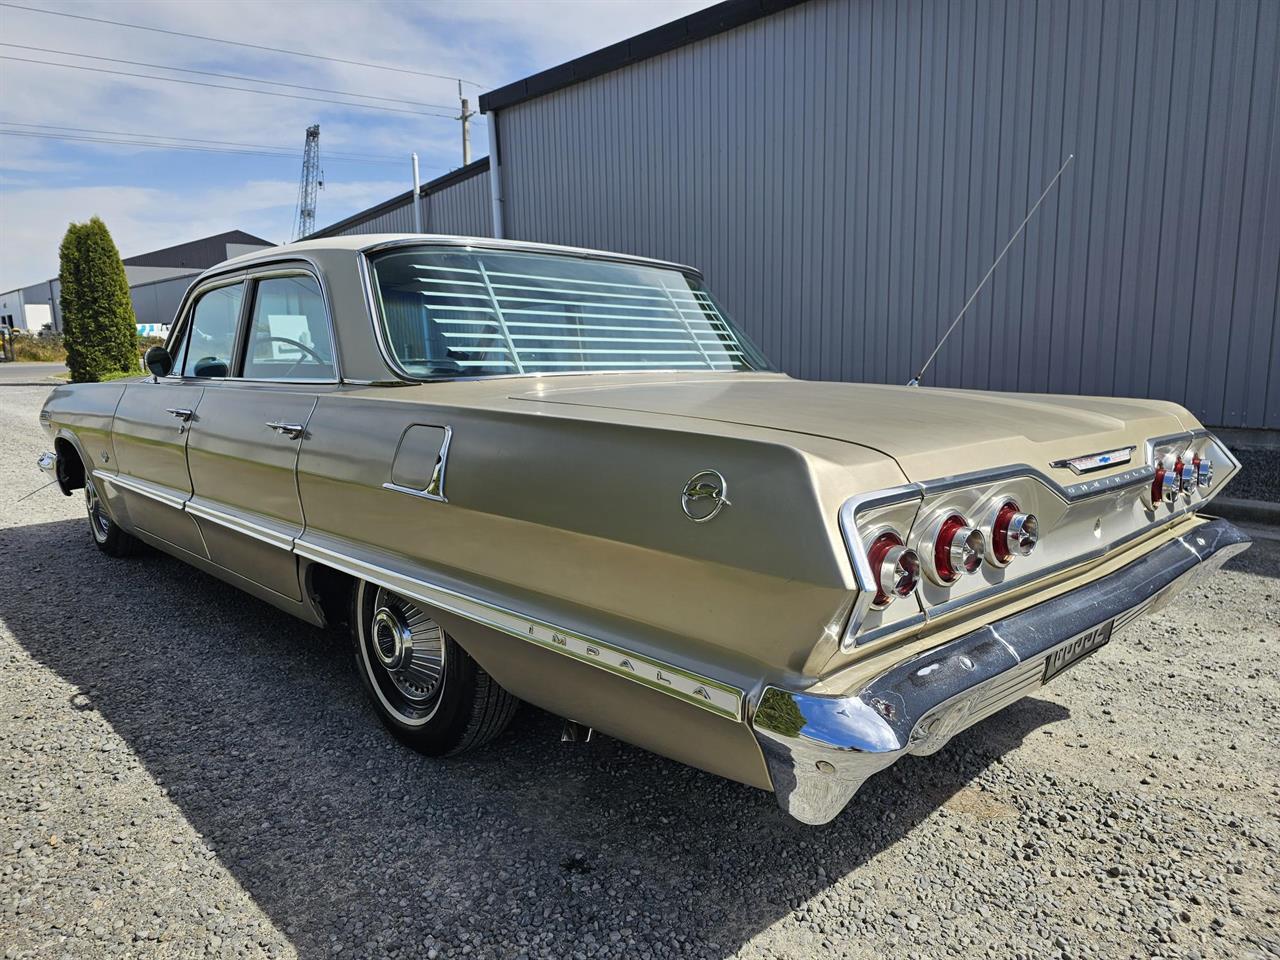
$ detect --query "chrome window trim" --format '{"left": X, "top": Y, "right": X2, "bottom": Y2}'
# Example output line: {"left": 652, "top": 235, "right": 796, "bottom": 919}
{"left": 359, "top": 235, "right": 704, "bottom": 278}
{"left": 293, "top": 537, "right": 744, "bottom": 720}
{"left": 358, "top": 245, "right": 771, "bottom": 385}
{"left": 236, "top": 265, "right": 342, "bottom": 384}
{"left": 838, "top": 429, "right": 1239, "bottom": 645}
{"left": 163, "top": 271, "right": 248, "bottom": 380}
{"left": 165, "top": 256, "right": 343, "bottom": 384}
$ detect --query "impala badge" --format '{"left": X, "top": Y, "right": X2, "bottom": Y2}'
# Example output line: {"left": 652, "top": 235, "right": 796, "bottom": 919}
{"left": 681, "top": 470, "right": 731, "bottom": 523}
{"left": 1050, "top": 446, "right": 1134, "bottom": 475}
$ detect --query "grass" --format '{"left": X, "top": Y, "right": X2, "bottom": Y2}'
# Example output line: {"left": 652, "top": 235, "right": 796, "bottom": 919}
{"left": 11, "top": 335, "right": 67, "bottom": 363}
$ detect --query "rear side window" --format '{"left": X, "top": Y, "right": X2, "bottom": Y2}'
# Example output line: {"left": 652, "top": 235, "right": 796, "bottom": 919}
{"left": 183, "top": 283, "right": 243, "bottom": 378}
{"left": 241, "top": 274, "right": 335, "bottom": 380}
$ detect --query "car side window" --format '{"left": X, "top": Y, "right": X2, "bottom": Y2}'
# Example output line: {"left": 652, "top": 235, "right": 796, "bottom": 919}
{"left": 241, "top": 274, "right": 335, "bottom": 380}
{"left": 182, "top": 283, "right": 244, "bottom": 378}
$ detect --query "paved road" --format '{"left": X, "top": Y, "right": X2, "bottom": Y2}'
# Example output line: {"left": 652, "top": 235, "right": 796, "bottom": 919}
{"left": 1, "top": 383, "right": 1277, "bottom": 960}
{"left": 0, "top": 361, "right": 66, "bottom": 383}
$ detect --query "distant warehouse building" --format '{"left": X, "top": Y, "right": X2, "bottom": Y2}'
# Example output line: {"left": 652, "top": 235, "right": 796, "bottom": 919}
{"left": 310, "top": 0, "right": 1280, "bottom": 431}
{"left": 0, "top": 229, "right": 272, "bottom": 334}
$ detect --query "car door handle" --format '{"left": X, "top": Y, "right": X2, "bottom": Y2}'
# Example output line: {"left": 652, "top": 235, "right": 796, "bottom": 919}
{"left": 266, "top": 421, "right": 306, "bottom": 440}
{"left": 165, "top": 407, "right": 194, "bottom": 421}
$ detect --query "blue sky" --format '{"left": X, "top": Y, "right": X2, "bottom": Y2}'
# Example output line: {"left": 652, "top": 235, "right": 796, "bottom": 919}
{"left": 0, "top": 0, "right": 716, "bottom": 290}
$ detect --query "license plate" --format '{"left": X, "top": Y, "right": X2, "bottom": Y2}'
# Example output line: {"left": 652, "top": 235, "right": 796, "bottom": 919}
{"left": 1043, "top": 619, "right": 1114, "bottom": 682}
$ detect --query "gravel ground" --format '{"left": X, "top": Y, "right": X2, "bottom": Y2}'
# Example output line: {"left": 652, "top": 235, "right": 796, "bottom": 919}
{"left": 2, "top": 382, "right": 1278, "bottom": 960}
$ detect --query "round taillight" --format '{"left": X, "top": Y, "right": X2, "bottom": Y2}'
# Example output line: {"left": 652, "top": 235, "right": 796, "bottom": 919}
{"left": 928, "top": 513, "right": 985, "bottom": 585}
{"left": 1166, "top": 459, "right": 1184, "bottom": 502}
{"left": 867, "top": 532, "right": 920, "bottom": 608}
{"left": 992, "top": 500, "right": 1038, "bottom": 564}
{"left": 1178, "top": 456, "right": 1197, "bottom": 495}
{"left": 1195, "top": 455, "right": 1213, "bottom": 488}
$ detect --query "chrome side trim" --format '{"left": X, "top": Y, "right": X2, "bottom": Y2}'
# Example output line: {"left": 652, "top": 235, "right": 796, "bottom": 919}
{"left": 92, "top": 469, "right": 187, "bottom": 510}
{"left": 185, "top": 499, "right": 296, "bottom": 551}
{"left": 293, "top": 538, "right": 744, "bottom": 720}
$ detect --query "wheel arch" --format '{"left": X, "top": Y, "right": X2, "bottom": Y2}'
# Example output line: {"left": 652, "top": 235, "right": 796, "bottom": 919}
{"left": 53, "top": 432, "right": 88, "bottom": 495}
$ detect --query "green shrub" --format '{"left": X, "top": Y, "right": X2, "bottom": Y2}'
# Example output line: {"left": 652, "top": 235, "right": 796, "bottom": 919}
{"left": 58, "top": 217, "right": 139, "bottom": 382}
{"left": 137, "top": 334, "right": 166, "bottom": 358}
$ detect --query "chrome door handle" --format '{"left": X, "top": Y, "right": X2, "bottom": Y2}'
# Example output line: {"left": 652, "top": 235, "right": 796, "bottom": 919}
{"left": 266, "top": 421, "right": 306, "bottom": 440}
{"left": 165, "top": 407, "right": 194, "bottom": 421}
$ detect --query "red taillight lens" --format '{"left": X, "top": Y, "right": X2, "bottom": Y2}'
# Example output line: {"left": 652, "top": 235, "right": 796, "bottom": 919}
{"left": 992, "top": 500, "right": 1039, "bottom": 563}
{"left": 867, "top": 532, "right": 920, "bottom": 608}
{"left": 931, "top": 513, "right": 985, "bottom": 584}
{"left": 1151, "top": 465, "right": 1166, "bottom": 506}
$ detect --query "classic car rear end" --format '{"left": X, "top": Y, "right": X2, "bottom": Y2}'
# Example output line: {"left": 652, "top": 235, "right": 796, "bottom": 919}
{"left": 37, "top": 235, "right": 1250, "bottom": 825}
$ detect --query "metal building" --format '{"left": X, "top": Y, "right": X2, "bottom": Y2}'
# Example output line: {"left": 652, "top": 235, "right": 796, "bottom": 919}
{"left": 305, "top": 158, "right": 493, "bottom": 239}
{"left": 478, "top": 0, "right": 1280, "bottom": 430}
{"left": 2, "top": 229, "right": 272, "bottom": 333}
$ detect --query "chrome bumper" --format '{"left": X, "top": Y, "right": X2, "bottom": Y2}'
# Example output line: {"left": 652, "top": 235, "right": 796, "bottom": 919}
{"left": 37, "top": 451, "right": 57, "bottom": 476}
{"left": 752, "top": 518, "right": 1251, "bottom": 824}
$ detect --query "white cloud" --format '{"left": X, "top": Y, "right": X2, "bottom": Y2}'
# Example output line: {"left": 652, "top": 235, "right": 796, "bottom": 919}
{"left": 0, "top": 178, "right": 404, "bottom": 289}
{"left": 0, "top": 0, "right": 719, "bottom": 289}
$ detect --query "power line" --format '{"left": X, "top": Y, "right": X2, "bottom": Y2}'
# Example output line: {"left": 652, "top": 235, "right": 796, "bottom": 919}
{"left": 0, "top": 129, "right": 406, "bottom": 164}
{"left": 0, "top": 121, "right": 400, "bottom": 162}
{"left": 0, "top": 55, "right": 458, "bottom": 118}
{"left": 0, "top": 121, "right": 399, "bottom": 162}
{"left": 0, "top": 1, "right": 482, "bottom": 87}
{"left": 0, "top": 42, "right": 458, "bottom": 111}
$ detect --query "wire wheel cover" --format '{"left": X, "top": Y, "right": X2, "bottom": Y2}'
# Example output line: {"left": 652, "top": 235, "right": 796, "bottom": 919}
{"left": 368, "top": 588, "right": 446, "bottom": 708}
{"left": 85, "top": 478, "right": 109, "bottom": 541}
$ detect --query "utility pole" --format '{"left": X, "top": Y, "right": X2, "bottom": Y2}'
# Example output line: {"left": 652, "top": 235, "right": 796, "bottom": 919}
{"left": 411, "top": 153, "right": 423, "bottom": 233}
{"left": 458, "top": 80, "right": 473, "bottom": 166}
{"left": 292, "top": 124, "right": 322, "bottom": 240}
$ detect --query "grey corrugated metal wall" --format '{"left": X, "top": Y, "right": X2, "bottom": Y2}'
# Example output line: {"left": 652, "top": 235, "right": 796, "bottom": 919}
{"left": 325, "top": 167, "right": 494, "bottom": 238}
{"left": 129, "top": 273, "right": 197, "bottom": 329}
{"left": 493, "top": 0, "right": 1280, "bottom": 429}
{"left": 425, "top": 168, "right": 493, "bottom": 236}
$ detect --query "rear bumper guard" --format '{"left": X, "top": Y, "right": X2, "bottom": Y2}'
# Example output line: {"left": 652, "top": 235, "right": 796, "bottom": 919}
{"left": 752, "top": 517, "right": 1251, "bottom": 824}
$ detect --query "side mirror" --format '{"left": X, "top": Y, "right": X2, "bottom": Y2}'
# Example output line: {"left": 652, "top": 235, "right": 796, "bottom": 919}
{"left": 144, "top": 345, "right": 173, "bottom": 379}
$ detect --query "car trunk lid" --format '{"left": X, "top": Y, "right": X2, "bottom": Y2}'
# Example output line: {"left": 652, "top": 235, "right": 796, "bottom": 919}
{"left": 509, "top": 374, "right": 1189, "bottom": 481}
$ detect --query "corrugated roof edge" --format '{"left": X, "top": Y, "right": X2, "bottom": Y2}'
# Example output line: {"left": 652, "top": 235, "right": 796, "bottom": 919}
{"left": 479, "top": 0, "right": 809, "bottom": 113}
{"left": 302, "top": 156, "right": 491, "bottom": 241}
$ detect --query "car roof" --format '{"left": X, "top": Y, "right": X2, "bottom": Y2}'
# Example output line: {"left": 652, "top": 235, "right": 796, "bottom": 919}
{"left": 218, "top": 233, "right": 702, "bottom": 277}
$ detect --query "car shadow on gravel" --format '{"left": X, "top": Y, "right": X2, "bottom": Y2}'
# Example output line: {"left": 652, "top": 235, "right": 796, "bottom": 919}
{"left": 1, "top": 518, "right": 1067, "bottom": 959}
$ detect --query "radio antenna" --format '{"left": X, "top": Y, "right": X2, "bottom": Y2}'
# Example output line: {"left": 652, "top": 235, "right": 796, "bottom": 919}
{"left": 908, "top": 153, "right": 1074, "bottom": 386}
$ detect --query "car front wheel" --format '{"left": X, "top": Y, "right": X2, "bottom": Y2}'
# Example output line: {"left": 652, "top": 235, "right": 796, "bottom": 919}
{"left": 85, "top": 475, "right": 142, "bottom": 557}
{"left": 350, "top": 580, "right": 518, "bottom": 755}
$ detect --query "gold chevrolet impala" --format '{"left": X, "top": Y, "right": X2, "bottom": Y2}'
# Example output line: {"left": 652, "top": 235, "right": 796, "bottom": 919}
{"left": 38, "top": 235, "right": 1251, "bottom": 824}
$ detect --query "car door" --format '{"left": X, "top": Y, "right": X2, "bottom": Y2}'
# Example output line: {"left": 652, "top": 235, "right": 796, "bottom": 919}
{"left": 108, "top": 276, "right": 247, "bottom": 558}
{"left": 184, "top": 266, "right": 338, "bottom": 602}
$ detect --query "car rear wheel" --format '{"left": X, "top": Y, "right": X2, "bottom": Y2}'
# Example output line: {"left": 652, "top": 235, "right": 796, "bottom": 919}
{"left": 85, "top": 474, "right": 142, "bottom": 558}
{"left": 350, "top": 580, "right": 518, "bottom": 755}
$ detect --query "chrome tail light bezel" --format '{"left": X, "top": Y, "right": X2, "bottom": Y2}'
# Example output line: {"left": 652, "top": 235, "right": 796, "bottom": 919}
{"left": 986, "top": 498, "right": 1039, "bottom": 566}
{"left": 920, "top": 511, "right": 985, "bottom": 586}
{"left": 865, "top": 530, "right": 921, "bottom": 609}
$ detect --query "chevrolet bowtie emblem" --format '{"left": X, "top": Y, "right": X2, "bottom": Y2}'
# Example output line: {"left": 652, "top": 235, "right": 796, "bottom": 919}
{"left": 1050, "top": 446, "right": 1135, "bottom": 475}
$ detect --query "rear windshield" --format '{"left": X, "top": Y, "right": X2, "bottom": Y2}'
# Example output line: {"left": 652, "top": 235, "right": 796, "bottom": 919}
{"left": 367, "top": 245, "right": 770, "bottom": 378}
